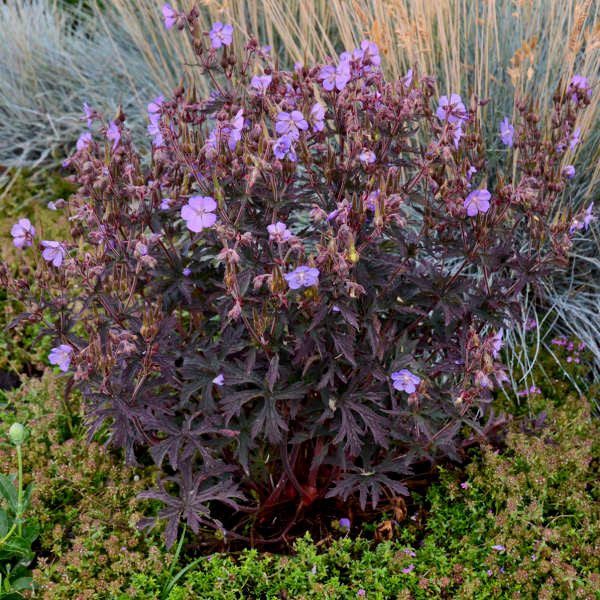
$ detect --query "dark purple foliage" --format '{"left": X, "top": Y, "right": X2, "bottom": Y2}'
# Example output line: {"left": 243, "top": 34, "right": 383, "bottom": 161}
{"left": 2, "top": 9, "right": 593, "bottom": 547}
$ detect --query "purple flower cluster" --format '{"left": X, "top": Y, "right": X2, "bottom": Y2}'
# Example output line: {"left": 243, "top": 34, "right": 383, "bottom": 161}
{"left": 318, "top": 40, "right": 381, "bottom": 92}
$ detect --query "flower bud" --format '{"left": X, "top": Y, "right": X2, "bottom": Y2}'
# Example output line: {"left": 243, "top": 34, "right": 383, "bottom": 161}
{"left": 9, "top": 422, "right": 26, "bottom": 446}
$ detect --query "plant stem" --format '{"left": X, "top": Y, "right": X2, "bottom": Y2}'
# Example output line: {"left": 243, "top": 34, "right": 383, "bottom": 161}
{"left": 17, "top": 445, "right": 23, "bottom": 536}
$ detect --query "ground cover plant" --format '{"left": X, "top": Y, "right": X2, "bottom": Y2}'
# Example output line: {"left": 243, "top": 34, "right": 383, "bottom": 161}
{"left": 1, "top": 363, "right": 598, "bottom": 598}
{"left": 2, "top": 2, "right": 596, "bottom": 558}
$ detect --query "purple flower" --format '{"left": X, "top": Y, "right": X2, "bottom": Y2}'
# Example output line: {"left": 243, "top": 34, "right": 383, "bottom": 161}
{"left": 339, "top": 517, "right": 351, "bottom": 530}
{"left": 492, "top": 544, "right": 505, "bottom": 551}
{"left": 319, "top": 66, "right": 337, "bottom": 91}
{"left": 76, "top": 131, "right": 92, "bottom": 152}
{"left": 358, "top": 149, "right": 376, "bottom": 164}
{"left": 11, "top": 218, "right": 36, "bottom": 248}
{"left": 107, "top": 121, "right": 120, "bottom": 150}
{"left": 48, "top": 344, "right": 73, "bottom": 372}
{"left": 250, "top": 74, "right": 272, "bottom": 93}
{"left": 275, "top": 111, "right": 308, "bottom": 139}
{"left": 160, "top": 198, "right": 173, "bottom": 210}
{"left": 491, "top": 328, "right": 504, "bottom": 358}
{"left": 147, "top": 95, "right": 164, "bottom": 120}
{"left": 335, "top": 61, "right": 351, "bottom": 90}
{"left": 499, "top": 117, "right": 514, "bottom": 147}
{"left": 569, "top": 75, "right": 592, "bottom": 102}
{"left": 148, "top": 122, "right": 164, "bottom": 147}
{"left": 83, "top": 102, "right": 93, "bottom": 128}
{"left": 464, "top": 189, "right": 491, "bottom": 216}
{"left": 570, "top": 202, "right": 595, "bottom": 233}
{"left": 451, "top": 122, "right": 464, "bottom": 149}
{"left": 570, "top": 126, "right": 581, "bottom": 151}
{"left": 162, "top": 3, "right": 177, "bottom": 29}
{"left": 391, "top": 369, "right": 421, "bottom": 394}
{"left": 182, "top": 267, "right": 191, "bottom": 277}
{"left": 326, "top": 208, "right": 340, "bottom": 221}
{"left": 402, "top": 564, "right": 415, "bottom": 574}
{"left": 562, "top": 165, "right": 576, "bottom": 179}
{"left": 273, "top": 135, "right": 296, "bottom": 161}
{"left": 213, "top": 373, "right": 224, "bottom": 386}
{"left": 310, "top": 102, "right": 325, "bottom": 132}
{"left": 357, "top": 591, "right": 366, "bottom": 597}
{"left": 360, "top": 39, "right": 381, "bottom": 67}
{"left": 209, "top": 22, "right": 234, "bottom": 49}
{"left": 460, "top": 482, "right": 469, "bottom": 489}
{"left": 267, "top": 222, "right": 292, "bottom": 243}
{"left": 181, "top": 195, "right": 217, "bottom": 232}
{"left": 211, "top": 108, "right": 245, "bottom": 151}
{"left": 319, "top": 62, "right": 350, "bottom": 91}
{"left": 467, "top": 166, "right": 477, "bottom": 181}
{"left": 284, "top": 265, "right": 320, "bottom": 289}
{"left": 311, "top": 565, "right": 317, "bottom": 575}
{"left": 487, "top": 569, "right": 493, "bottom": 576}
{"left": 366, "top": 189, "right": 379, "bottom": 211}
{"left": 402, "top": 69, "right": 413, "bottom": 87}
{"left": 583, "top": 202, "right": 595, "bottom": 229}
{"left": 436, "top": 94, "right": 467, "bottom": 124}
{"left": 41, "top": 241, "right": 67, "bottom": 267}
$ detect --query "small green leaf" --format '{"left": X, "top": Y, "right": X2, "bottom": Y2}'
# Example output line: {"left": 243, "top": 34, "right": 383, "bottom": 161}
{"left": 9, "top": 576, "right": 34, "bottom": 592}
{"left": 0, "top": 476, "right": 18, "bottom": 514}
{"left": 0, "top": 509, "right": 10, "bottom": 538}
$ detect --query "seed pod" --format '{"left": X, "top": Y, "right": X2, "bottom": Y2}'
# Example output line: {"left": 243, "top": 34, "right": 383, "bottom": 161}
{"left": 9, "top": 422, "right": 26, "bottom": 446}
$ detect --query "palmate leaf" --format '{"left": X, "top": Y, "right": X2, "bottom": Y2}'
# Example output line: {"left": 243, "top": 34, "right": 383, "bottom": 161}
{"left": 325, "top": 450, "right": 414, "bottom": 509}
{"left": 137, "top": 461, "right": 244, "bottom": 549}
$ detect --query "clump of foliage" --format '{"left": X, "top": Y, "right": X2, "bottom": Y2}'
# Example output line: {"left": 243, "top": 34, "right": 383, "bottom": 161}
{"left": 2, "top": 5, "right": 595, "bottom": 548}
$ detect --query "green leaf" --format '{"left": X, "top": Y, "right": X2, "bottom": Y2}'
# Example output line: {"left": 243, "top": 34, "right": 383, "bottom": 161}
{"left": 21, "top": 483, "right": 34, "bottom": 514}
{"left": 0, "top": 536, "right": 33, "bottom": 561}
{"left": 9, "top": 576, "right": 33, "bottom": 592}
{"left": 21, "top": 522, "right": 38, "bottom": 545}
{"left": 0, "top": 476, "right": 17, "bottom": 514}
{"left": 0, "top": 509, "right": 10, "bottom": 538}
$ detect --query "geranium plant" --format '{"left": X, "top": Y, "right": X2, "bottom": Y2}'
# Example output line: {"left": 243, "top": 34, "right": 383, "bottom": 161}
{"left": 2, "top": 4, "right": 594, "bottom": 547}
